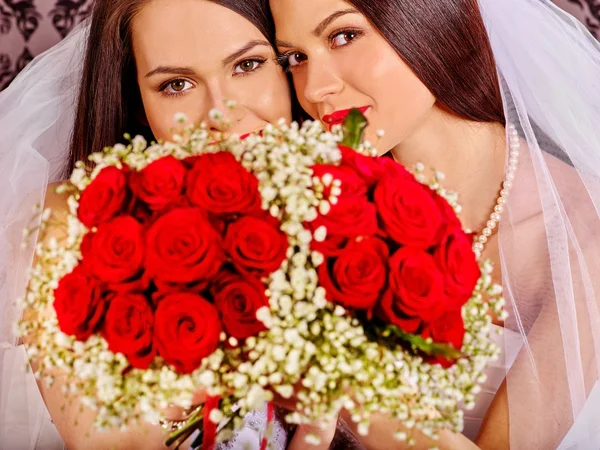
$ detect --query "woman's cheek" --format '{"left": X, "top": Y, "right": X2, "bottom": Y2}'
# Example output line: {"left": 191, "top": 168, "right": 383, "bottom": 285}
{"left": 147, "top": 109, "right": 174, "bottom": 141}
{"left": 146, "top": 95, "right": 203, "bottom": 141}
{"left": 243, "top": 70, "right": 293, "bottom": 124}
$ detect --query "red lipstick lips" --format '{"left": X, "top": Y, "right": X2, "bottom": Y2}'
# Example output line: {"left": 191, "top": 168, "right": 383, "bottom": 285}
{"left": 322, "top": 106, "right": 370, "bottom": 128}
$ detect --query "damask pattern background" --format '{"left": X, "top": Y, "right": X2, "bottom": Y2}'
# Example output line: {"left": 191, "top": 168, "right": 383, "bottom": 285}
{"left": 0, "top": 0, "right": 92, "bottom": 90}
{"left": 0, "top": 0, "right": 599, "bottom": 91}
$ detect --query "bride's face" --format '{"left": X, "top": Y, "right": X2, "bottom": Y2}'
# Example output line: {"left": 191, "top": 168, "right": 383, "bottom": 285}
{"left": 132, "top": 0, "right": 292, "bottom": 140}
{"left": 270, "top": 0, "right": 435, "bottom": 153}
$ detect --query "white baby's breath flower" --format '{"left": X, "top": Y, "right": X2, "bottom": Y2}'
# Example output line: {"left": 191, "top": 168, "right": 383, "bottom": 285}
{"left": 394, "top": 431, "right": 408, "bottom": 441}
{"left": 132, "top": 135, "right": 147, "bottom": 151}
{"left": 246, "top": 385, "right": 267, "bottom": 410}
{"left": 173, "top": 112, "right": 188, "bottom": 124}
{"left": 209, "top": 108, "right": 224, "bottom": 121}
{"left": 318, "top": 201, "right": 331, "bottom": 215}
{"left": 304, "top": 433, "right": 322, "bottom": 446}
{"left": 256, "top": 307, "right": 273, "bottom": 328}
{"left": 321, "top": 173, "right": 334, "bottom": 187}
{"left": 69, "top": 168, "right": 87, "bottom": 187}
{"left": 313, "top": 226, "right": 327, "bottom": 242}
{"left": 198, "top": 370, "right": 215, "bottom": 387}
{"left": 209, "top": 408, "right": 224, "bottom": 424}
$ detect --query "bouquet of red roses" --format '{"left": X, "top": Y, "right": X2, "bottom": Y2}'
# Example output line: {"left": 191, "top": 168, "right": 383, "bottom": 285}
{"left": 21, "top": 111, "right": 503, "bottom": 448}
{"left": 309, "top": 145, "right": 481, "bottom": 368}
{"left": 60, "top": 150, "right": 288, "bottom": 375}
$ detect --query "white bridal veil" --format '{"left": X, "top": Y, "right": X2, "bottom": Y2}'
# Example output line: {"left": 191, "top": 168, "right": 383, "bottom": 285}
{"left": 0, "top": 22, "right": 86, "bottom": 448}
{"left": 479, "top": 0, "right": 600, "bottom": 447}
{"left": 1, "top": 0, "right": 600, "bottom": 447}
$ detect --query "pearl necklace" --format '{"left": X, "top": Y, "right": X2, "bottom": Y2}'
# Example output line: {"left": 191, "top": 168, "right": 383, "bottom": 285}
{"left": 472, "top": 122, "right": 520, "bottom": 257}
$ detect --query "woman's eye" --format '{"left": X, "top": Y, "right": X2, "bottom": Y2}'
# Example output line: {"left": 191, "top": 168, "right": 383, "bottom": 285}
{"left": 331, "top": 31, "right": 358, "bottom": 48}
{"left": 162, "top": 79, "right": 193, "bottom": 95}
{"left": 234, "top": 59, "right": 263, "bottom": 74}
{"left": 287, "top": 52, "right": 307, "bottom": 67}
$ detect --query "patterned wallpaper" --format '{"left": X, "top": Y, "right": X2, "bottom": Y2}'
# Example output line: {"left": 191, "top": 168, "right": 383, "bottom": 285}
{"left": 0, "top": 0, "right": 599, "bottom": 91}
{"left": 0, "top": 0, "right": 92, "bottom": 90}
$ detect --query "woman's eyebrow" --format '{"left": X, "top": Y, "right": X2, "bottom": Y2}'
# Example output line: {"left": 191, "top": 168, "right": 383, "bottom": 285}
{"left": 222, "top": 40, "right": 271, "bottom": 66}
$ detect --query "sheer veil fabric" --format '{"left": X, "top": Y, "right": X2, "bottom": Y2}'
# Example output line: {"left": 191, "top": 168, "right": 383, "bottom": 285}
{"left": 478, "top": 0, "right": 600, "bottom": 447}
{"left": 0, "top": 22, "right": 86, "bottom": 448}
{"left": 1, "top": 0, "right": 600, "bottom": 447}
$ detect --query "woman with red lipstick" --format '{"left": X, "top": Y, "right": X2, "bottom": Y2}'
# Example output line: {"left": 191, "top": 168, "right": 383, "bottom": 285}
{"left": 0, "top": 0, "right": 349, "bottom": 449}
{"left": 265, "top": 0, "right": 600, "bottom": 448}
{"left": 322, "top": 106, "right": 371, "bottom": 130}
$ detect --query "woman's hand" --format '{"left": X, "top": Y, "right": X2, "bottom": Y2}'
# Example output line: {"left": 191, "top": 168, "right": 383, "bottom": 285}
{"left": 288, "top": 416, "right": 338, "bottom": 450}
{"left": 339, "top": 410, "right": 480, "bottom": 450}
{"left": 161, "top": 389, "right": 207, "bottom": 422}
{"left": 272, "top": 385, "right": 339, "bottom": 449}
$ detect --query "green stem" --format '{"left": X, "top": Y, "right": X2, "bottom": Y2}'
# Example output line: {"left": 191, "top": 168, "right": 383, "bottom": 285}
{"left": 173, "top": 428, "right": 198, "bottom": 450}
{"left": 165, "top": 406, "right": 204, "bottom": 447}
{"left": 340, "top": 108, "right": 368, "bottom": 150}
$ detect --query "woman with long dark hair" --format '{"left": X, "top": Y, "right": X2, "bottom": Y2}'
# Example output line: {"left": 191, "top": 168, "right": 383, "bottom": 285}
{"left": 263, "top": 0, "right": 600, "bottom": 448}
{"left": 0, "top": 0, "right": 336, "bottom": 449}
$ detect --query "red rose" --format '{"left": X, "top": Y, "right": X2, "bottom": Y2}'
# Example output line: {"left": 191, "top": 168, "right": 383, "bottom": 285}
{"left": 146, "top": 208, "right": 225, "bottom": 284}
{"left": 317, "top": 197, "right": 378, "bottom": 238}
{"left": 319, "top": 237, "right": 388, "bottom": 310}
{"left": 312, "top": 163, "right": 367, "bottom": 199}
{"left": 130, "top": 155, "right": 186, "bottom": 211}
{"left": 377, "top": 156, "right": 414, "bottom": 179}
{"left": 153, "top": 293, "right": 222, "bottom": 374}
{"left": 186, "top": 152, "right": 262, "bottom": 217}
{"left": 224, "top": 215, "right": 288, "bottom": 278}
{"left": 80, "top": 231, "right": 94, "bottom": 256}
{"left": 339, "top": 146, "right": 385, "bottom": 188}
{"left": 308, "top": 197, "right": 379, "bottom": 257}
{"left": 374, "top": 174, "right": 447, "bottom": 249}
{"left": 129, "top": 200, "right": 153, "bottom": 223}
{"left": 151, "top": 278, "right": 209, "bottom": 304}
{"left": 53, "top": 265, "right": 106, "bottom": 341}
{"left": 377, "top": 247, "right": 445, "bottom": 331}
{"left": 434, "top": 230, "right": 480, "bottom": 310}
{"left": 434, "top": 194, "right": 463, "bottom": 234}
{"left": 306, "top": 230, "right": 350, "bottom": 259}
{"left": 376, "top": 289, "right": 422, "bottom": 333}
{"left": 421, "top": 310, "right": 465, "bottom": 368}
{"left": 78, "top": 166, "right": 128, "bottom": 228}
{"left": 101, "top": 292, "right": 155, "bottom": 369}
{"left": 81, "top": 216, "right": 145, "bottom": 284}
{"left": 211, "top": 272, "right": 269, "bottom": 340}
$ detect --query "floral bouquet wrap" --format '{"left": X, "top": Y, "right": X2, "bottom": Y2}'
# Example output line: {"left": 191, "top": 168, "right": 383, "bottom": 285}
{"left": 21, "top": 110, "right": 504, "bottom": 448}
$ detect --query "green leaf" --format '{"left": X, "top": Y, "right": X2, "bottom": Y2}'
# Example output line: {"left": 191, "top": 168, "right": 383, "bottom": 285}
{"left": 340, "top": 108, "right": 368, "bottom": 150}
{"left": 382, "top": 325, "right": 463, "bottom": 360}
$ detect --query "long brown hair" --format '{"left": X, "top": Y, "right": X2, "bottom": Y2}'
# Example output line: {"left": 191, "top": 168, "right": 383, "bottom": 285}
{"left": 344, "top": 0, "right": 505, "bottom": 124}
{"left": 66, "top": 0, "right": 294, "bottom": 177}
